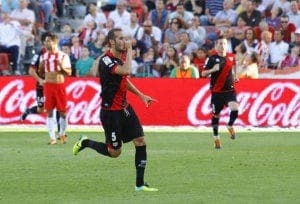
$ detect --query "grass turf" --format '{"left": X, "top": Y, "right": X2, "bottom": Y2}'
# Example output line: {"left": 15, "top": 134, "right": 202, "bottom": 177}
{"left": 0, "top": 131, "right": 299, "bottom": 204}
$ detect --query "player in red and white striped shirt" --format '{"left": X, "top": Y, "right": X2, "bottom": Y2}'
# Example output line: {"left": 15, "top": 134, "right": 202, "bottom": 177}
{"left": 39, "top": 33, "right": 72, "bottom": 145}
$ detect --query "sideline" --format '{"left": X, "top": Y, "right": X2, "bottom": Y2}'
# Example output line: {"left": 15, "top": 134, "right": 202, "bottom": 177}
{"left": 0, "top": 125, "right": 299, "bottom": 132}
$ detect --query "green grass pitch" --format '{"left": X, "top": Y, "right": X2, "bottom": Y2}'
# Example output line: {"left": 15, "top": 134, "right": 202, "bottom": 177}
{"left": 0, "top": 130, "right": 299, "bottom": 204}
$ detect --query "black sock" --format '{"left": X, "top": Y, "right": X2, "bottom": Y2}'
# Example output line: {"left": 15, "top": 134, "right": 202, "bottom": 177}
{"left": 135, "top": 145, "right": 147, "bottom": 187}
{"left": 82, "top": 139, "right": 111, "bottom": 157}
{"left": 56, "top": 111, "right": 60, "bottom": 132}
{"left": 212, "top": 116, "right": 219, "bottom": 136}
{"left": 228, "top": 111, "right": 238, "bottom": 126}
{"left": 28, "top": 106, "right": 38, "bottom": 114}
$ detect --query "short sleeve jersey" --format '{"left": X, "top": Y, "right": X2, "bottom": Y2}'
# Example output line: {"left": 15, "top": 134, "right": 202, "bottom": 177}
{"left": 204, "top": 53, "right": 236, "bottom": 93}
{"left": 98, "top": 50, "right": 128, "bottom": 110}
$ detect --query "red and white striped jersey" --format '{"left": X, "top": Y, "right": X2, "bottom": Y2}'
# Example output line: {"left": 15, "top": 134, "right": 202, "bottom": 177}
{"left": 40, "top": 51, "right": 71, "bottom": 73}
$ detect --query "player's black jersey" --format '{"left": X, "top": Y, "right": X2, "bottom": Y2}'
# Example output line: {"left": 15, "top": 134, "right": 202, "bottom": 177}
{"left": 204, "top": 53, "right": 235, "bottom": 93}
{"left": 98, "top": 50, "right": 128, "bottom": 110}
{"left": 30, "top": 48, "right": 46, "bottom": 89}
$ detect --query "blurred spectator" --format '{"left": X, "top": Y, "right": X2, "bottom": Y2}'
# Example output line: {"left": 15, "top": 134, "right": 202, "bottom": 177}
{"left": 279, "top": 14, "right": 296, "bottom": 43}
{"left": 213, "top": 0, "right": 238, "bottom": 27}
{"left": 1, "top": 0, "right": 19, "bottom": 13}
{"left": 238, "top": 0, "right": 262, "bottom": 27}
{"left": 122, "top": 11, "right": 141, "bottom": 38}
{"left": 127, "top": 0, "right": 144, "bottom": 23}
{"left": 257, "top": 30, "right": 272, "bottom": 68}
{"left": 192, "top": 46, "right": 208, "bottom": 76}
{"left": 234, "top": 42, "right": 248, "bottom": 74}
{"left": 101, "top": 0, "right": 118, "bottom": 12}
{"left": 70, "top": 36, "right": 82, "bottom": 60}
{"left": 254, "top": 20, "right": 275, "bottom": 41}
{"left": 0, "top": 11, "right": 23, "bottom": 75}
{"left": 279, "top": 46, "right": 300, "bottom": 68}
{"left": 59, "top": 23, "right": 73, "bottom": 48}
{"left": 83, "top": 2, "right": 107, "bottom": 30}
{"left": 187, "top": 16, "right": 206, "bottom": 46}
{"left": 75, "top": 46, "right": 94, "bottom": 77}
{"left": 166, "top": 0, "right": 180, "bottom": 12}
{"left": 136, "top": 19, "right": 162, "bottom": 50}
{"left": 88, "top": 32, "right": 106, "bottom": 59}
{"left": 289, "top": 28, "right": 300, "bottom": 51}
{"left": 164, "top": 17, "right": 186, "bottom": 45}
{"left": 287, "top": 0, "right": 300, "bottom": 28}
{"left": 170, "top": 54, "right": 199, "bottom": 78}
{"left": 61, "top": 44, "right": 76, "bottom": 76}
{"left": 148, "top": 0, "right": 169, "bottom": 30}
{"left": 222, "top": 26, "right": 241, "bottom": 53}
{"left": 205, "top": 0, "right": 224, "bottom": 17}
{"left": 190, "top": 0, "right": 205, "bottom": 19}
{"left": 102, "top": 18, "right": 115, "bottom": 35}
{"left": 131, "top": 37, "right": 147, "bottom": 63}
{"left": 266, "top": 6, "right": 283, "bottom": 29}
{"left": 108, "top": 0, "right": 130, "bottom": 28}
{"left": 238, "top": 51, "right": 259, "bottom": 79}
{"left": 78, "top": 20, "right": 98, "bottom": 46}
{"left": 272, "top": 0, "right": 291, "bottom": 14}
{"left": 243, "top": 28, "right": 259, "bottom": 53}
{"left": 161, "top": 45, "right": 179, "bottom": 77}
{"left": 232, "top": 16, "right": 249, "bottom": 40}
{"left": 169, "top": 1, "right": 194, "bottom": 27}
{"left": 235, "top": 0, "right": 248, "bottom": 15}
{"left": 269, "top": 30, "right": 289, "bottom": 69}
{"left": 30, "top": 0, "right": 53, "bottom": 30}
{"left": 175, "top": 31, "right": 198, "bottom": 56}
{"left": 136, "top": 47, "right": 162, "bottom": 77}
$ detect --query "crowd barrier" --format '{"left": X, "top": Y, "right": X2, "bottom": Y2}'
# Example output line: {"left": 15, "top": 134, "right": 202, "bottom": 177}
{"left": 0, "top": 76, "right": 299, "bottom": 127}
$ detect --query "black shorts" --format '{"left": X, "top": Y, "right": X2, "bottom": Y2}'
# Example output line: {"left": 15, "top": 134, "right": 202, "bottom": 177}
{"left": 211, "top": 90, "right": 237, "bottom": 114}
{"left": 36, "top": 86, "right": 44, "bottom": 108}
{"left": 100, "top": 104, "right": 144, "bottom": 149}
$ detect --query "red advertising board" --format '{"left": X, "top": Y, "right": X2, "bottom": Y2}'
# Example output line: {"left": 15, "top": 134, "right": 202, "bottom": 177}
{"left": 0, "top": 76, "right": 299, "bottom": 127}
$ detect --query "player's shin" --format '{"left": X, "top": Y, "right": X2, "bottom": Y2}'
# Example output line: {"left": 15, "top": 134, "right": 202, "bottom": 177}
{"left": 135, "top": 145, "right": 147, "bottom": 187}
{"left": 46, "top": 117, "right": 56, "bottom": 140}
{"left": 59, "top": 117, "right": 67, "bottom": 136}
{"left": 228, "top": 110, "right": 238, "bottom": 126}
{"left": 212, "top": 116, "right": 219, "bottom": 136}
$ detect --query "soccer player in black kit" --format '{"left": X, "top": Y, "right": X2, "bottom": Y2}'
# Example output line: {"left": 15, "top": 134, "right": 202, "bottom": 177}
{"left": 202, "top": 36, "right": 239, "bottom": 149}
{"left": 73, "top": 28, "right": 158, "bottom": 192}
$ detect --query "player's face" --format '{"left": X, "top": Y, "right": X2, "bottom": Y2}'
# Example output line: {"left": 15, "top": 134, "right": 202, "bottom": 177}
{"left": 216, "top": 39, "right": 227, "bottom": 56}
{"left": 114, "top": 31, "right": 126, "bottom": 52}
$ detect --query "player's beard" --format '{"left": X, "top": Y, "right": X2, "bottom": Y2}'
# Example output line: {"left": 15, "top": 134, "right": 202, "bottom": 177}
{"left": 115, "top": 42, "right": 126, "bottom": 52}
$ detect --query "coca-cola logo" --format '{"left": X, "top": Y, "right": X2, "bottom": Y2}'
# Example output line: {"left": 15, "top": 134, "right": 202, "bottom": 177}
{"left": 188, "top": 82, "right": 300, "bottom": 127}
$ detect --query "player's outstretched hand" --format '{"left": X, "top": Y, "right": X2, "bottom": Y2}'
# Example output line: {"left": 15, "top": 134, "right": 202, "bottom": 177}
{"left": 141, "top": 95, "right": 157, "bottom": 107}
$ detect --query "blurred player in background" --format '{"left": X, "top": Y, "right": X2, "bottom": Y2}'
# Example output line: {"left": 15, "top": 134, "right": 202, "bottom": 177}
{"left": 73, "top": 28, "right": 158, "bottom": 192}
{"left": 39, "top": 33, "right": 72, "bottom": 145}
{"left": 202, "top": 36, "right": 239, "bottom": 149}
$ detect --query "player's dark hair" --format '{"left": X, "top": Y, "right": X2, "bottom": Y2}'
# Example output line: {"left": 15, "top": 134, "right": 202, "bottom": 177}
{"left": 104, "top": 28, "right": 122, "bottom": 47}
{"left": 41, "top": 32, "right": 51, "bottom": 42}
{"left": 45, "top": 32, "right": 59, "bottom": 42}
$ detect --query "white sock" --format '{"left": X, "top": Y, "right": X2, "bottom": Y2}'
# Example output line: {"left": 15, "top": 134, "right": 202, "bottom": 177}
{"left": 213, "top": 135, "right": 220, "bottom": 140}
{"left": 46, "top": 117, "right": 56, "bottom": 140}
{"left": 59, "top": 117, "right": 67, "bottom": 136}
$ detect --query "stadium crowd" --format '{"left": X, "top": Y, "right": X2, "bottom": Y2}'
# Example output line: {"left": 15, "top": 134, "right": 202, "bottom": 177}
{"left": 0, "top": 0, "right": 299, "bottom": 78}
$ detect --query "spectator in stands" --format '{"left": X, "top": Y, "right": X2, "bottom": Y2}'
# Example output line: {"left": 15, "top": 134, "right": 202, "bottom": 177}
{"left": 30, "top": 0, "right": 53, "bottom": 30}
{"left": 234, "top": 42, "right": 248, "bottom": 74}
{"left": 192, "top": 46, "right": 208, "bottom": 77}
{"left": 266, "top": 6, "right": 283, "bottom": 29}
{"left": 269, "top": 30, "right": 289, "bottom": 69}
{"left": 213, "top": 0, "right": 238, "bottom": 27}
{"left": 70, "top": 36, "right": 82, "bottom": 61}
{"left": 127, "top": 0, "right": 144, "bottom": 23}
{"left": 164, "top": 17, "right": 186, "bottom": 45}
{"left": 83, "top": 2, "right": 107, "bottom": 30}
{"left": 88, "top": 32, "right": 106, "bottom": 59}
{"left": 0, "top": 11, "right": 23, "bottom": 75}
{"left": 254, "top": 20, "right": 275, "bottom": 41}
{"left": 59, "top": 23, "right": 73, "bottom": 48}
{"left": 287, "top": 0, "right": 300, "bottom": 29}
{"left": 122, "top": 12, "right": 141, "bottom": 39}
{"left": 170, "top": 54, "right": 199, "bottom": 78}
{"left": 78, "top": 20, "right": 98, "bottom": 46}
{"left": 131, "top": 37, "right": 147, "bottom": 64}
{"left": 204, "top": 0, "right": 224, "bottom": 22}
{"left": 279, "top": 14, "right": 296, "bottom": 43}
{"left": 102, "top": 18, "right": 115, "bottom": 36}
{"left": 257, "top": 30, "right": 272, "bottom": 68}
{"left": 279, "top": 46, "right": 300, "bottom": 68}
{"left": 101, "top": 0, "right": 117, "bottom": 12}
{"left": 1, "top": 0, "right": 19, "bottom": 13}
{"left": 136, "top": 19, "right": 162, "bottom": 50}
{"left": 108, "top": 0, "right": 130, "bottom": 28}
{"left": 75, "top": 46, "right": 94, "bottom": 77}
{"left": 10, "top": 0, "right": 35, "bottom": 56}
{"left": 238, "top": 0, "right": 262, "bottom": 27}
{"left": 289, "top": 28, "right": 300, "bottom": 51}
{"left": 137, "top": 47, "right": 162, "bottom": 77}
{"left": 187, "top": 16, "right": 206, "bottom": 47}
{"left": 232, "top": 16, "right": 249, "bottom": 40}
{"left": 175, "top": 31, "right": 198, "bottom": 56}
{"left": 169, "top": 1, "right": 194, "bottom": 27}
{"left": 243, "top": 27, "right": 259, "bottom": 53}
{"left": 222, "top": 26, "right": 241, "bottom": 53}
{"left": 272, "top": 0, "right": 291, "bottom": 14}
{"left": 148, "top": 0, "right": 169, "bottom": 30}
{"left": 162, "top": 45, "right": 179, "bottom": 77}
{"left": 166, "top": 0, "right": 180, "bottom": 12}
{"left": 61, "top": 44, "right": 76, "bottom": 76}
{"left": 235, "top": 0, "right": 248, "bottom": 14}
{"left": 238, "top": 51, "right": 259, "bottom": 79}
